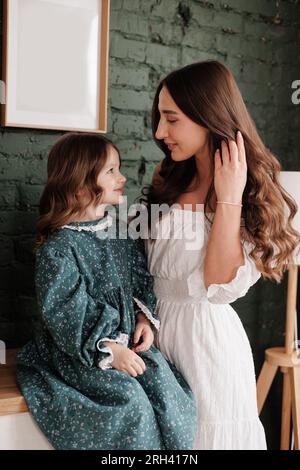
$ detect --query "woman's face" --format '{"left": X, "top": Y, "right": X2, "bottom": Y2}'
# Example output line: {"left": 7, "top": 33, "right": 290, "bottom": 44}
{"left": 155, "top": 86, "right": 210, "bottom": 162}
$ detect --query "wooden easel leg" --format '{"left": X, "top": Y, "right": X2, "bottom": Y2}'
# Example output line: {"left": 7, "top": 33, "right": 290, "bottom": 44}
{"left": 291, "top": 367, "right": 300, "bottom": 450}
{"left": 280, "top": 369, "right": 292, "bottom": 450}
{"left": 257, "top": 361, "right": 278, "bottom": 415}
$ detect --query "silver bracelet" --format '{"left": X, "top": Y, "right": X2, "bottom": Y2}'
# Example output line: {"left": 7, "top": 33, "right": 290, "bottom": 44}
{"left": 217, "top": 201, "right": 243, "bottom": 207}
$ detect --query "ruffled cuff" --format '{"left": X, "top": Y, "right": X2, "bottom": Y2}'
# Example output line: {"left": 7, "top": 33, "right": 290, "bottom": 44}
{"left": 133, "top": 297, "right": 160, "bottom": 331}
{"left": 96, "top": 332, "right": 129, "bottom": 370}
{"left": 206, "top": 247, "right": 261, "bottom": 305}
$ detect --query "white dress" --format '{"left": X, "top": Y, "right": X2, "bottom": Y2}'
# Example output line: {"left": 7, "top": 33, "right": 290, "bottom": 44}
{"left": 144, "top": 206, "right": 267, "bottom": 450}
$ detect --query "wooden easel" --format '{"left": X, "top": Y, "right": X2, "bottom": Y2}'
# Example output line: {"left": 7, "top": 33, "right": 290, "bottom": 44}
{"left": 256, "top": 265, "right": 300, "bottom": 450}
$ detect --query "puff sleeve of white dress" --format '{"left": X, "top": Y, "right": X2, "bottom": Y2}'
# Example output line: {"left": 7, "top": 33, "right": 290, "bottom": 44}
{"left": 206, "top": 234, "right": 261, "bottom": 305}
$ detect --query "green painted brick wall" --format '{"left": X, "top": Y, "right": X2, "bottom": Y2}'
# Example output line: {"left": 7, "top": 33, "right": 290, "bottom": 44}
{"left": 0, "top": 0, "right": 299, "bottom": 449}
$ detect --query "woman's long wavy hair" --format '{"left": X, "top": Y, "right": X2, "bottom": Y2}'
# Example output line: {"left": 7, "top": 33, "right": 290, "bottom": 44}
{"left": 36, "top": 133, "right": 119, "bottom": 249}
{"left": 140, "top": 61, "right": 300, "bottom": 283}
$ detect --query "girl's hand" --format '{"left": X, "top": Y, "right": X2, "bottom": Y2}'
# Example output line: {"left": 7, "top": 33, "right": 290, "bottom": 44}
{"left": 214, "top": 131, "right": 247, "bottom": 204}
{"left": 107, "top": 342, "right": 146, "bottom": 377}
{"left": 131, "top": 314, "right": 154, "bottom": 353}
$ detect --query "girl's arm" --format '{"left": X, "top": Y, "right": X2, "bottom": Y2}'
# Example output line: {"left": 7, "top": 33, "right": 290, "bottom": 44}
{"left": 102, "top": 341, "right": 146, "bottom": 377}
{"left": 35, "top": 246, "right": 125, "bottom": 368}
{"left": 131, "top": 237, "right": 160, "bottom": 331}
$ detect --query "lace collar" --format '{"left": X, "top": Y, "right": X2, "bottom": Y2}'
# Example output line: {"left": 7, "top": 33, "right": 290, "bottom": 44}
{"left": 61, "top": 214, "right": 113, "bottom": 232}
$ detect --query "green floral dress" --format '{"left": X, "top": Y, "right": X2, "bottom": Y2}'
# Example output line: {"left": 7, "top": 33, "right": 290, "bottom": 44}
{"left": 16, "top": 213, "right": 196, "bottom": 450}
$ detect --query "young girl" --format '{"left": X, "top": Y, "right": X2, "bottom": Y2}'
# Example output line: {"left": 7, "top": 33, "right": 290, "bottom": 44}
{"left": 16, "top": 133, "right": 196, "bottom": 450}
{"left": 140, "top": 61, "right": 300, "bottom": 450}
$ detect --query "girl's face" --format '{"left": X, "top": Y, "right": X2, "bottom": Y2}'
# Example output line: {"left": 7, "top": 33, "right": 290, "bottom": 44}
{"left": 155, "top": 86, "right": 210, "bottom": 161}
{"left": 97, "top": 146, "right": 127, "bottom": 206}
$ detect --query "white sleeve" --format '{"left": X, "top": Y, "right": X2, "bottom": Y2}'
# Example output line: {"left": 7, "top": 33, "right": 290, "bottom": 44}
{"left": 206, "top": 233, "right": 261, "bottom": 305}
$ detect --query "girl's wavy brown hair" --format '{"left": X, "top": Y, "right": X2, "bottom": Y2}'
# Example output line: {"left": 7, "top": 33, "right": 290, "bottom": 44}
{"left": 36, "top": 132, "right": 119, "bottom": 249}
{"left": 140, "top": 61, "right": 300, "bottom": 283}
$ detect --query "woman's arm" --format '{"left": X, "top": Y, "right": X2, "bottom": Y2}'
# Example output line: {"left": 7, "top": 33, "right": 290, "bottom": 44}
{"left": 203, "top": 204, "right": 244, "bottom": 289}
{"left": 204, "top": 132, "right": 248, "bottom": 289}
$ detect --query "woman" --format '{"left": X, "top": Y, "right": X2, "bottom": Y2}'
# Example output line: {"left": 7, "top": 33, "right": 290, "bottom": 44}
{"left": 139, "top": 61, "right": 299, "bottom": 449}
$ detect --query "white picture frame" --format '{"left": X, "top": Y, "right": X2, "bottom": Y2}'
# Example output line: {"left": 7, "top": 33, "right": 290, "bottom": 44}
{"left": 1, "top": 0, "right": 110, "bottom": 133}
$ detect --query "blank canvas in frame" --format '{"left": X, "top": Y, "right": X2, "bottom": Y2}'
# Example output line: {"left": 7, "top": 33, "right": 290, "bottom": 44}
{"left": 1, "top": 0, "right": 110, "bottom": 132}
